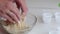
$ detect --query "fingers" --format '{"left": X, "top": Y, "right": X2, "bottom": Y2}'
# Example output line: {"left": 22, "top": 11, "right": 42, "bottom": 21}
{"left": 0, "top": 11, "right": 15, "bottom": 23}
{"left": 0, "top": 0, "right": 21, "bottom": 24}
{"left": 7, "top": 2, "right": 20, "bottom": 20}
{"left": 0, "top": 8, "right": 19, "bottom": 23}
{"left": 15, "top": 0, "right": 28, "bottom": 15}
{"left": 6, "top": 10, "right": 19, "bottom": 23}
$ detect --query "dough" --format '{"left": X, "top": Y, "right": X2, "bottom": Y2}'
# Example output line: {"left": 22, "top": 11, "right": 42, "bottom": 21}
{"left": 2, "top": 16, "right": 30, "bottom": 34}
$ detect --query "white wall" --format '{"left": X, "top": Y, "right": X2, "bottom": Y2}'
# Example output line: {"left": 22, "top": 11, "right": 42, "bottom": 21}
{"left": 26, "top": 0, "right": 60, "bottom": 16}
{"left": 26, "top": 0, "right": 60, "bottom": 9}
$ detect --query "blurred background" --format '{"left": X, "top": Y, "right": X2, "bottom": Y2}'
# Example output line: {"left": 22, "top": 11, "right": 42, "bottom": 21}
{"left": 25, "top": 0, "right": 60, "bottom": 34}
{"left": 26, "top": 0, "right": 60, "bottom": 16}
{"left": 26, "top": 0, "right": 60, "bottom": 8}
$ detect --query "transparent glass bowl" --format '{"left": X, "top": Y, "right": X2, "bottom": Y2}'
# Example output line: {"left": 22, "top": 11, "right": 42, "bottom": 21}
{"left": 0, "top": 14, "right": 37, "bottom": 34}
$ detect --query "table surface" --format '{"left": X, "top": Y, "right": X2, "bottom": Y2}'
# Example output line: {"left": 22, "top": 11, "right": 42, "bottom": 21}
{"left": 28, "top": 18, "right": 60, "bottom": 34}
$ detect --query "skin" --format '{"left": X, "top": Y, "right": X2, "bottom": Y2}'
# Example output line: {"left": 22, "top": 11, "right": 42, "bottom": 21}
{"left": 0, "top": 0, "right": 28, "bottom": 23}
{"left": 0, "top": 0, "right": 28, "bottom": 34}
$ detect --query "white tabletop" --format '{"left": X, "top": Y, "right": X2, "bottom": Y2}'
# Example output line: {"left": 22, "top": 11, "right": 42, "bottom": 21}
{"left": 28, "top": 19, "right": 58, "bottom": 34}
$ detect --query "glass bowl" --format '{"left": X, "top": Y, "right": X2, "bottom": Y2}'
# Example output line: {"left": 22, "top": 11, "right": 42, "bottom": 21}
{"left": 0, "top": 14, "right": 37, "bottom": 34}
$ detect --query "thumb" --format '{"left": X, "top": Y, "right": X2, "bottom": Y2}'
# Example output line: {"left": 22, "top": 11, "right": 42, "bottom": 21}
{"left": 15, "top": 0, "right": 28, "bottom": 13}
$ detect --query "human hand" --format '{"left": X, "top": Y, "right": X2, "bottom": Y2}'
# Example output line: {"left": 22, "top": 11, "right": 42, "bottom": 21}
{"left": 15, "top": 0, "right": 28, "bottom": 16}
{"left": 0, "top": 0, "right": 20, "bottom": 24}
